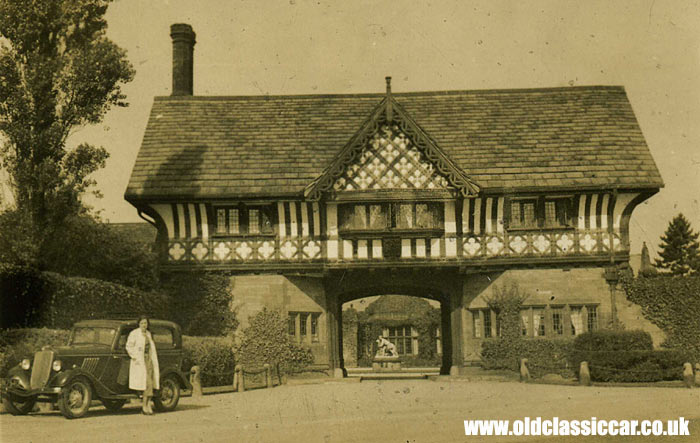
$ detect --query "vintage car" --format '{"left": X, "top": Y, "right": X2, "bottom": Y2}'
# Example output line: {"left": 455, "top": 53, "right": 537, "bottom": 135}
{"left": 1, "top": 319, "right": 191, "bottom": 419}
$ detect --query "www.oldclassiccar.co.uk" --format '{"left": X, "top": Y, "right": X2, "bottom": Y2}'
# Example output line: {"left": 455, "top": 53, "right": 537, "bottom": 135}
{"left": 464, "top": 417, "right": 690, "bottom": 437}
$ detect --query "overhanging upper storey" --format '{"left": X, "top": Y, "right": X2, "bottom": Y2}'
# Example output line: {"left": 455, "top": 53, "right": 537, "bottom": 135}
{"left": 304, "top": 78, "right": 480, "bottom": 201}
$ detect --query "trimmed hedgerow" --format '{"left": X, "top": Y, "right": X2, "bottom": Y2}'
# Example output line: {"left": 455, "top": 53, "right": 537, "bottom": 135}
{"left": 620, "top": 274, "right": 700, "bottom": 361}
{"left": 481, "top": 337, "right": 575, "bottom": 378}
{"left": 182, "top": 336, "right": 236, "bottom": 387}
{"left": 0, "top": 328, "right": 70, "bottom": 377}
{"left": 570, "top": 349, "right": 690, "bottom": 382}
{"left": 0, "top": 265, "right": 171, "bottom": 329}
{"left": 572, "top": 330, "right": 653, "bottom": 352}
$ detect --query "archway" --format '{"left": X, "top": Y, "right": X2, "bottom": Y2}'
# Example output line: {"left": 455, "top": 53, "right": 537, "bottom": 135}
{"left": 323, "top": 267, "right": 465, "bottom": 376}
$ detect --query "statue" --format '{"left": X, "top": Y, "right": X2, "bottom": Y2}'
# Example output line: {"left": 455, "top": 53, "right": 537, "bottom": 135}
{"left": 375, "top": 336, "right": 398, "bottom": 357}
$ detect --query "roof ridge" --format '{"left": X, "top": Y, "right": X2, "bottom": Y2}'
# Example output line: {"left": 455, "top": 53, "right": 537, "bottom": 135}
{"left": 153, "top": 85, "right": 625, "bottom": 102}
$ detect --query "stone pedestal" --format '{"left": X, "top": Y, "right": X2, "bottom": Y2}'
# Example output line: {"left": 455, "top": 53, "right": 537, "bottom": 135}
{"left": 372, "top": 355, "right": 402, "bottom": 372}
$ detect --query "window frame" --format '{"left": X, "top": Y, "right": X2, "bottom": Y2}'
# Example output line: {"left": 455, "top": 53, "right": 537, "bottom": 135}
{"left": 213, "top": 204, "right": 275, "bottom": 237}
{"left": 338, "top": 201, "right": 444, "bottom": 236}
{"left": 508, "top": 197, "right": 539, "bottom": 230}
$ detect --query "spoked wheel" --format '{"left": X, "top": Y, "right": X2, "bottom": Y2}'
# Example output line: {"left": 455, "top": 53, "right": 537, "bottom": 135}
{"left": 101, "top": 399, "right": 127, "bottom": 412}
{"left": 153, "top": 376, "right": 180, "bottom": 412}
{"left": 2, "top": 394, "right": 36, "bottom": 415}
{"left": 57, "top": 377, "right": 92, "bottom": 419}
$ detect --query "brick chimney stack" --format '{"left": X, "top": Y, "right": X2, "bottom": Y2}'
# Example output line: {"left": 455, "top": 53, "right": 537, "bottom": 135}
{"left": 170, "top": 23, "right": 196, "bottom": 96}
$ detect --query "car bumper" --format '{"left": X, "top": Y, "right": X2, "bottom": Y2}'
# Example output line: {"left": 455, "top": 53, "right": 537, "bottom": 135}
{"left": 1, "top": 379, "right": 61, "bottom": 400}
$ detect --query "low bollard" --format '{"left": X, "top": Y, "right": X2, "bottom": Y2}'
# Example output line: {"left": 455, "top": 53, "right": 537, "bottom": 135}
{"left": 695, "top": 363, "right": 700, "bottom": 387}
{"left": 579, "top": 361, "right": 591, "bottom": 386}
{"left": 519, "top": 358, "right": 530, "bottom": 382}
{"left": 190, "top": 365, "right": 203, "bottom": 398}
{"left": 682, "top": 363, "right": 694, "bottom": 388}
{"left": 264, "top": 364, "right": 272, "bottom": 388}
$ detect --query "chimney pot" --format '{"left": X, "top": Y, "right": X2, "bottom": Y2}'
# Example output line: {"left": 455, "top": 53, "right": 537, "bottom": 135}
{"left": 170, "top": 23, "right": 196, "bottom": 96}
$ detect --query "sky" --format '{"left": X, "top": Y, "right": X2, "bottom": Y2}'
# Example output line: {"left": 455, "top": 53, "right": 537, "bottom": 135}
{"left": 66, "top": 0, "right": 699, "bottom": 259}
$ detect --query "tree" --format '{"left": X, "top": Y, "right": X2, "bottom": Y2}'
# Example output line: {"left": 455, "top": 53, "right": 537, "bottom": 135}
{"left": 0, "top": 0, "right": 134, "bottom": 267}
{"left": 485, "top": 281, "right": 529, "bottom": 341}
{"left": 655, "top": 214, "right": 700, "bottom": 276}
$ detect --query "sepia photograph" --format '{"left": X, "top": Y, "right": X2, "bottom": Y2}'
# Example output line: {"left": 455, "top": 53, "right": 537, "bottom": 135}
{"left": 1, "top": 1, "right": 699, "bottom": 442}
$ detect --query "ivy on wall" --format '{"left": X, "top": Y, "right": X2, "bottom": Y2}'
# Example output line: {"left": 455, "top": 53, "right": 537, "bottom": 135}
{"left": 620, "top": 273, "right": 700, "bottom": 361}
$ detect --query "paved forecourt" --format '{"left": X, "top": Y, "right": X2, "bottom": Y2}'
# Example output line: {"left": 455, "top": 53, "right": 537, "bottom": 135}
{"left": 2, "top": 380, "right": 699, "bottom": 443}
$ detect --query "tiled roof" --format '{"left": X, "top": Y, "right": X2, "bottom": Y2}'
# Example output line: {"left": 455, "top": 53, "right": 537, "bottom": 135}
{"left": 125, "top": 86, "right": 663, "bottom": 201}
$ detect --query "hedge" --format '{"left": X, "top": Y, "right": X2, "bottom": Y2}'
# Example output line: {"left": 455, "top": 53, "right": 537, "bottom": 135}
{"left": 182, "top": 336, "right": 236, "bottom": 387}
{"left": 0, "top": 264, "right": 172, "bottom": 329}
{"left": 481, "top": 337, "right": 575, "bottom": 378}
{"left": 571, "top": 350, "right": 691, "bottom": 382}
{"left": 572, "top": 330, "right": 653, "bottom": 352}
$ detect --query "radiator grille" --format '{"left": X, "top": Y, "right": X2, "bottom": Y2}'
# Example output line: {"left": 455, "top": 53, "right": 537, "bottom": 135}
{"left": 30, "top": 350, "right": 54, "bottom": 390}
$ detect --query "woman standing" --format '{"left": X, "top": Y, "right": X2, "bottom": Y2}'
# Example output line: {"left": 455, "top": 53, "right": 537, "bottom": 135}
{"left": 126, "top": 316, "right": 160, "bottom": 415}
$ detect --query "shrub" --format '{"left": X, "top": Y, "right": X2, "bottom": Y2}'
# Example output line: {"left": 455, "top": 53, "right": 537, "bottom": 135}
{"left": 481, "top": 337, "right": 575, "bottom": 378}
{"left": 573, "top": 330, "right": 653, "bottom": 352}
{"left": 570, "top": 349, "right": 690, "bottom": 382}
{"left": 235, "top": 309, "right": 313, "bottom": 375}
{"left": 0, "top": 328, "right": 70, "bottom": 377}
{"left": 621, "top": 274, "right": 700, "bottom": 361}
{"left": 485, "top": 281, "right": 529, "bottom": 341}
{"left": 182, "top": 336, "right": 236, "bottom": 387}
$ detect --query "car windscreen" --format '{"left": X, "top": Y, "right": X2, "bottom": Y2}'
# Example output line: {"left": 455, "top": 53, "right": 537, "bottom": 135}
{"left": 70, "top": 327, "right": 117, "bottom": 346}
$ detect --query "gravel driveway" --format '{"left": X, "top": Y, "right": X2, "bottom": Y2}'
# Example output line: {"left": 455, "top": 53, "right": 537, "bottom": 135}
{"left": 2, "top": 379, "right": 699, "bottom": 442}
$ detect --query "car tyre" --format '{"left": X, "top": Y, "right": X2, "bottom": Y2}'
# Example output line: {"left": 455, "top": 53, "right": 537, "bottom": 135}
{"left": 101, "top": 399, "right": 127, "bottom": 411}
{"left": 153, "top": 375, "right": 180, "bottom": 412}
{"left": 2, "top": 394, "right": 36, "bottom": 415}
{"left": 57, "top": 377, "right": 92, "bottom": 419}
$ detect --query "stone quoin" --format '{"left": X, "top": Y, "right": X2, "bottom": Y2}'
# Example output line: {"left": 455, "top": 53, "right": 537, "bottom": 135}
{"left": 125, "top": 24, "right": 665, "bottom": 375}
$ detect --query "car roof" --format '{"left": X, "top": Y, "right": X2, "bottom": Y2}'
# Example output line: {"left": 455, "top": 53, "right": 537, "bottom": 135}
{"left": 72, "top": 319, "right": 180, "bottom": 330}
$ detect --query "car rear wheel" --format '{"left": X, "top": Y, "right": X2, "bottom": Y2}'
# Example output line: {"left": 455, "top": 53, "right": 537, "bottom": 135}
{"left": 57, "top": 377, "right": 92, "bottom": 419}
{"left": 101, "top": 399, "right": 127, "bottom": 411}
{"left": 2, "top": 394, "right": 35, "bottom": 415}
{"left": 153, "top": 375, "right": 180, "bottom": 412}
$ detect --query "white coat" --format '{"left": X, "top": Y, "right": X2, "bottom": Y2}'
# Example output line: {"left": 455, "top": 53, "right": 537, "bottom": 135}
{"left": 125, "top": 328, "right": 160, "bottom": 391}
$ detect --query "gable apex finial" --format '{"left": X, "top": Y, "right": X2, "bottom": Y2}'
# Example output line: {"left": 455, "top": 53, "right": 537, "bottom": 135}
{"left": 385, "top": 76, "right": 393, "bottom": 122}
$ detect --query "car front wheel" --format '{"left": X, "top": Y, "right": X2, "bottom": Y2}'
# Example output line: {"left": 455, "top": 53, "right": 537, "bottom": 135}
{"left": 57, "top": 377, "right": 92, "bottom": 419}
{"left": 2, "top": 393, "right": 36, "bottom": 415}
{"left": 153, "top": 375, "right": 180, "bottom": 412}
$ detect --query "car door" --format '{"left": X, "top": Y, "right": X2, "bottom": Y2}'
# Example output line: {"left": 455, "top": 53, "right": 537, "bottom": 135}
{"left": 102, "top": 326, "right": 133, "bottom": 394}
{"left": 150, "top": 326, "right": 179, "bottom": 380}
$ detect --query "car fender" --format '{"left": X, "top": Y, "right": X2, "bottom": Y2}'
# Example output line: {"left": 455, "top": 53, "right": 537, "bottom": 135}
{"left": 51, "top": 369, "right": 115, "bottom": 398}
{"left": 159, "top": 369, "right": 191, "bottom": 390}
{"left": 4, "top": 367, "right": 31, "bottom": 390}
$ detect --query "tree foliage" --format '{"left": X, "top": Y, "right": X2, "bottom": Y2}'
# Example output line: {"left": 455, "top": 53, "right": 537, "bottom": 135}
{"left": 160, "top": 272, "right": 238, "bottom": 337}
{"left": 655, "top": 213, "right": 700, "bottom": 276}
{"left": 485, "top": 281, "right": 529, "bottom": 341}
{"left": 0, "top": 0, "right": 134, "bottom": 266}
{"left": 235, "top": 309, "right": 313, "bottom": 374}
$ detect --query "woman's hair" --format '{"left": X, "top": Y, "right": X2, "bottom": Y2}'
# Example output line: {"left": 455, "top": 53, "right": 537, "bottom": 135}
{"left": 137, "top": 315, "right": 150, "bottom": 329}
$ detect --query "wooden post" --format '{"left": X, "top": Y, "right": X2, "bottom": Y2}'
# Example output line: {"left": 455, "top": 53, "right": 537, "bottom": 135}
{"left": 235, "top": 364, "right": 245, "bottom": 392}
{"left": 190, "top": 366, "right": 202, "bottom": 398}
{"left": 232, "top": 365, "right": 239, "bottom": 390}
{"left": 264, "top": 364, "right": 272, "bottom": 388}
{"left": 519, "top": 358, "right": 530, "bottom": 382}
{"left": 579, "top": 361, "right": 591, "bottom": 386}
{"left": 682, "top": 363, "right": 693, "bottom": 388}
{"left": 695, "top": 363, "right": 700, "bottom": 387}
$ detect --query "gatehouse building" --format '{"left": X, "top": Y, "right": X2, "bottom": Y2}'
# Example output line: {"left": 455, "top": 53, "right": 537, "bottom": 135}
{"left": 125, "top": 24, "right": 664, "bottom": 375}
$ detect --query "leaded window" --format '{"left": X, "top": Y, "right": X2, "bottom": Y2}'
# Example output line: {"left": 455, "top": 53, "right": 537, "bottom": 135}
{"left": 552, "top": 308, "right": 564, "bottom": 335}
{"left": 587, "top": 306, "right": 598, "bottom": 332}
{"left": 339, "top": 203, "right": 442, "bottom": 232}
{"left": 510, "top": 199, "right": 537, "bottom": 228}
{"left": 387, "top": 326, "right": 413, "bottom": 355}
{"left": 214, "top": 205, "right": 274, "bottom": 235}
{"left": 545, "top": 199, "right": 570, "bottom": 227}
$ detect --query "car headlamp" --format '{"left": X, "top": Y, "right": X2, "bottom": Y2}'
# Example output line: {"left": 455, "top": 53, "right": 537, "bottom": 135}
{"left": 20, "top": 359, "right": 31, "bottom": 370}
{"left": 52, "top": 360, "right": 62, "bottom": 371}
